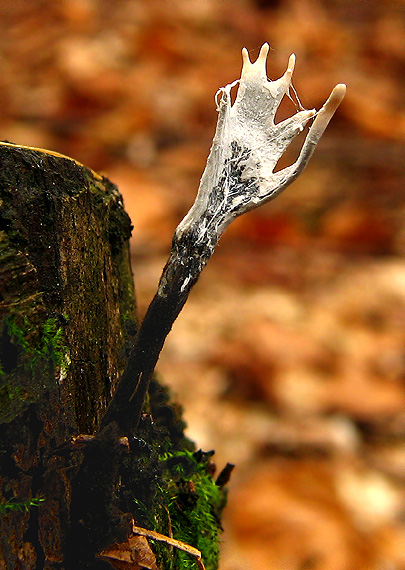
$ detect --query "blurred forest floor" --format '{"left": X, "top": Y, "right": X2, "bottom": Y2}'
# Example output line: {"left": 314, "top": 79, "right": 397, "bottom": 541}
{"left": 0, "top": 1, "right": 404, "bottom": 569}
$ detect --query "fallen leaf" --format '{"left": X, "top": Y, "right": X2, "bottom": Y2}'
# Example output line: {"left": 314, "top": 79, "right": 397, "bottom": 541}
{"left": 98, "top": 535, "right": 158, "bottom": 570}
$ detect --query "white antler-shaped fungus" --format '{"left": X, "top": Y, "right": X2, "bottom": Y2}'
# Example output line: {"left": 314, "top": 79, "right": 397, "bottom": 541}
{"left": 177, "top": 43, "right": 346, "bottom": 245}
{"left": 101, "top": 44, "right": 346, "bottom": 435}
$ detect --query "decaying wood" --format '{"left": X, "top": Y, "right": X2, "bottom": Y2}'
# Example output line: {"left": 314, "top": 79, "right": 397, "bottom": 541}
{"left": 0, "top": 142, "right": 225, "bottom": 570}
{"left": 0, "top": 142, "right": 137, "bottom": 567}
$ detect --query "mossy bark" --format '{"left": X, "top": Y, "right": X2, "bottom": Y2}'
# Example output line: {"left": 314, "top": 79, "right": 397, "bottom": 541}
{"left": 0, "top": 143, "right": 137, "bottom": 568}
{"left": 0, "top": 144, "right": 227, "bottom": 570}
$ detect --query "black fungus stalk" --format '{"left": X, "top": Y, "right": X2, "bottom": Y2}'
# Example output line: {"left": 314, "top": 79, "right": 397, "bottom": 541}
{"left": 100, "top": 43, "right": 346, "bottom": 436}
{"left": 100, "top": 233, "right": 213, "bottom": 435}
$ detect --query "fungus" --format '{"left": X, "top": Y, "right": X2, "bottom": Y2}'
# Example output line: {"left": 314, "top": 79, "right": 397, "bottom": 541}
{"left": 101, "top": 43, "right": 346, "bottom": 435}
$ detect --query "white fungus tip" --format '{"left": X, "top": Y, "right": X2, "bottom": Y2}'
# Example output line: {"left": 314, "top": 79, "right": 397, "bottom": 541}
{"left": 258, "top": 43, "right": 270, "bottom": 65}
{"left": 321, "top": 83, "right": 346, "bottom": 118}
{"left": 287, "top": 53, "right": 296, "bottom": 73}
{"left": 241, "top": 43, "right": 269, "bottom": 78}
{"left": 331, "top": 83, "right": 347, "bottom": 104}
{"left": 241, "top": 47, "right": 250, "bottom": 67}
{"left": 307, "top": 83, "right": 346, "bottom": 143}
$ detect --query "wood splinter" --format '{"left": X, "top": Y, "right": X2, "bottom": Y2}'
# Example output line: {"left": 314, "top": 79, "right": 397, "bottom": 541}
{"left": 98, "top": 521, "right": 206, "bottom": 570}
{"left": 132, "top": 523, "right": 206, "bottom": 570}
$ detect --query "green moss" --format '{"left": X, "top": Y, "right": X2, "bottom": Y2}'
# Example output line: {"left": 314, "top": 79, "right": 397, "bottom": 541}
{"left": 151, "top": 450, "right": 225, "bottom": 570}
{"left": 6, "top": 314, "right": 68, "bottom": 370}
{"left": 0, "top": 384, "right": 22, "bottom": 401}
{"left": 0, "top": 311, "right": 69, "bottom": 423}
{"left": 0, "top": 496, "right": 44, "bottom": 517}
{"left": 121, "top": 440, "right": 225, "bottom": 570}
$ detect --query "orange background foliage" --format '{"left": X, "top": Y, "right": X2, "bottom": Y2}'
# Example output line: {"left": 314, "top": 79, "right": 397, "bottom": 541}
{"left": 0, "top": 1, "right": 403, "bottom": 569}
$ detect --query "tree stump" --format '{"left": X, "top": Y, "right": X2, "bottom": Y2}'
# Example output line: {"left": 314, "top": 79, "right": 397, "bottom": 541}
{"left": 0, "top": 143, "right": 226, "bottom": 570}
{"left": 0, "top": 142, "right": 136, "bottom": 567}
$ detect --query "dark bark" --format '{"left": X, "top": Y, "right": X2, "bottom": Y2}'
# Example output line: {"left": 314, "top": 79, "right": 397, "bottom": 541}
{"left": 0, "top": 143, "right": 137, "bottom": 568}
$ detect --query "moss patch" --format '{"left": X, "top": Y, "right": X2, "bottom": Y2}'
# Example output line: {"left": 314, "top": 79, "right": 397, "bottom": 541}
{"left": 6, "top": 314, "right": 67, "bottom": 370}
{"left": 0, "top": 310, "right": 69, "bottom": 423}
{"left": 154, "top": 450, "right": 224, "bottom": 570}
{"left": 124, "top": 445, "right": 226, "bottom": 570}
{"left": 0, "top": 496, "right": 44, "bottom": 517}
